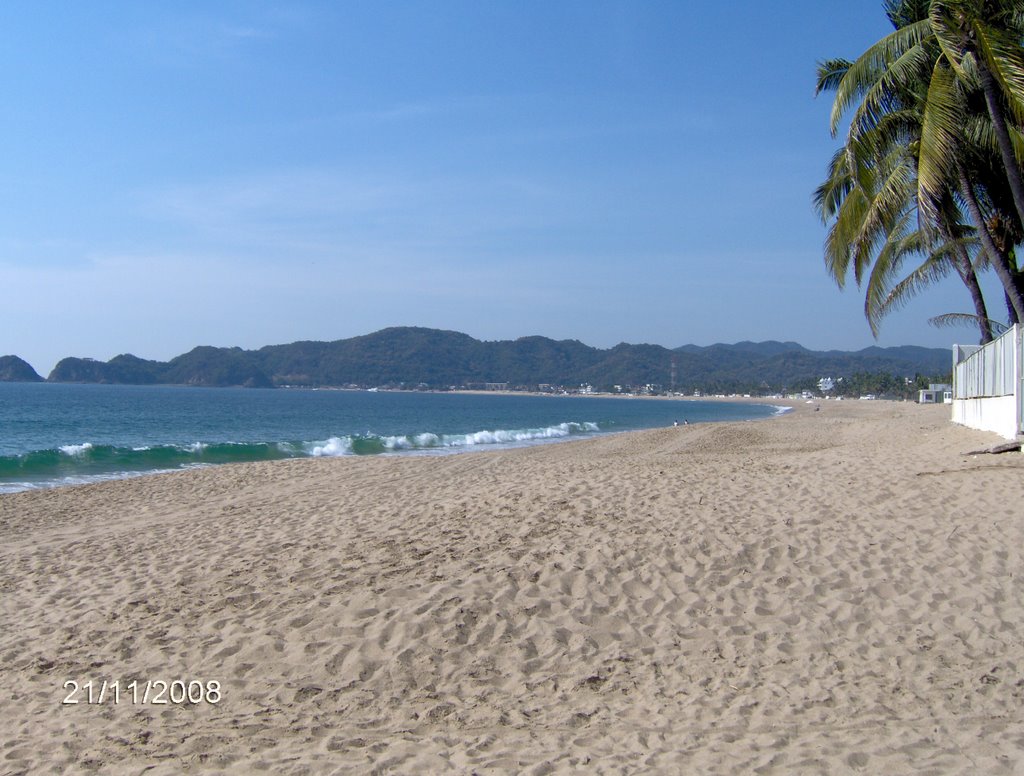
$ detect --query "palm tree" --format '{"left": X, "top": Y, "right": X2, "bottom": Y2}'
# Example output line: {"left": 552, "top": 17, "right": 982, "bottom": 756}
{"left": 930, "top": 0, "right": 1024, "bottom": 226}
{"left": 815, "top": 3, "right": 997, "bottom": 342}
{"left": 814, "top": 127, "right": 996, "bottom": 341}
{"left": 816, "top": 0, "right": 1024, "bottom": 328}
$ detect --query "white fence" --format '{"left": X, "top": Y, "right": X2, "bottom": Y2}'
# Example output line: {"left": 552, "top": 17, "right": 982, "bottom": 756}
{"left": 951, "top": 324, "right": 1023, "bottom": 440}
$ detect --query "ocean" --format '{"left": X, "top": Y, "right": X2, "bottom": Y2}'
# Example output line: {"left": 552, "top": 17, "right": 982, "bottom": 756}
{"left": 0, "top": 383, "right": 786, "bottom": 493}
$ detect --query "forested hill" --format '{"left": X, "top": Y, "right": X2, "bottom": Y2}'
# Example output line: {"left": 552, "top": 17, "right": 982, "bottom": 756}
{"left": 0, "top": 355, "right": 44, "bottom": 382}
{"left": 18, "top": 327, "right": 953, "bottom": 393}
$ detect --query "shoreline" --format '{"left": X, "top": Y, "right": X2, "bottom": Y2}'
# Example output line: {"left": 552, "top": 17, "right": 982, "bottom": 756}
{"left": 0, "top": 395, "right": 796, "bottom": 497}
{"left": 3, "top": 400, "right": 1021, "bottom": 773}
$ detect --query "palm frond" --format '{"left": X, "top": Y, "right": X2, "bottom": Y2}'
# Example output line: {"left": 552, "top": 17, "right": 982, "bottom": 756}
{"left": 929, "top": 312, "right": 1011, "bottom": 333}
{"left": 848, "top": 42, "right": 934, "bottom": 141}
{"left": 917, "top": 60, "right": 964, "bottom": 222}
{"left": 829, "top": 18, "right": 933, "bottom": 136}
{"left": 815, "top": 58, "right": 853, "bottom": 95}
{"left": 967, "top": 16, "right": 1024, "bottom": 125}
{"left": 824, "top": 186, "right": 871, "bottom": 287}
{"left": 813, "top": 148, "right": 854, "bottom": 221}
{"left": 861, "top": 154, "right": 917, "bottom": 245}
{"left": 868, "top": 246, "right": 954, "bottom": 335}
{"left": 884, "top": 0, "right": 931, "bottom": 29}
{"left": 932, "top": 1, "right": 1024, "bottom": 124}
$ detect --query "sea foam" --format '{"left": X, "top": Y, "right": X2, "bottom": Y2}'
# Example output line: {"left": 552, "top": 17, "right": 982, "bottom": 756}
{"left": 300, "top": 421, "right": 602, "bottom": 458}
{"left": 58, "top": 443, "right": 94, "bottom": 457}
{"left": 307, "top": 437, "right": 355, "bottom": 457}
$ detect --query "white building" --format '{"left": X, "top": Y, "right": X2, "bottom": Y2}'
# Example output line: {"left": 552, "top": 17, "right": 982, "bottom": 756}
{"left": 918, "top": 383, "right": 952, "bottom": 404}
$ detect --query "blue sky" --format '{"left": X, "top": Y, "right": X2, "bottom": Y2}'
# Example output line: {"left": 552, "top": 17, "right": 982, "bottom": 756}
{"left": 0, "top": 1, "right": 1002, "bottom": 374}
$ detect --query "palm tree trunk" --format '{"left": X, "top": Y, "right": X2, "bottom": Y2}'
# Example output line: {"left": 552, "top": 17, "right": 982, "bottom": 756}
{"left": 953, "top": 244, "right": 994, "bottom": 343}
{"left": 958, "top": 162, "right": 1024, "bottom": 321}
{"left": 939, "top": 194, "right": 993, "bottom": 343}
{"left": 979, "top": 61, "right": 1024, "bottom": 230}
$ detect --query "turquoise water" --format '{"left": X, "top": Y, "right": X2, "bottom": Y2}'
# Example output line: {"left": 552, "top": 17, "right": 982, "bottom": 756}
{"left": 0, "top": 383, "right": 785, "bottom": 492}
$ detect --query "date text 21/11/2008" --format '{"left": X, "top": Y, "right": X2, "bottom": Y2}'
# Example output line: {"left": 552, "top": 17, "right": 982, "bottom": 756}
{"left": 62, "top": 679, "right": 222, "bottom": 705}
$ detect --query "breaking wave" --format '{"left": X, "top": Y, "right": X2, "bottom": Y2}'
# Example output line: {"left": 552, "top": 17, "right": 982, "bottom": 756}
{"left": 0, "top": 421, "right": 605, "bottom": 493}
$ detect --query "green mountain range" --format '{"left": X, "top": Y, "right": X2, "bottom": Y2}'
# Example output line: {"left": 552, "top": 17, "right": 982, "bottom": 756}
{"left": 0, "top": 326, "right": 953, "bottom": 393}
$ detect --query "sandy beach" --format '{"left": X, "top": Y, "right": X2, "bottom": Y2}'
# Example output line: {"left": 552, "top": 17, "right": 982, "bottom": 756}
{"left": 2, "top": 400, "right": 1023, "bottom": 774}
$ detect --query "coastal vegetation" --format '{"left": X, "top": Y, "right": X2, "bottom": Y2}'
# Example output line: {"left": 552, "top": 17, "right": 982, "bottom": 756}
{"left": 8, "top": 327, "right": 950, "bottom": 395}
{"left": 815, "top": 0, "right": 1024, "bottom": 343}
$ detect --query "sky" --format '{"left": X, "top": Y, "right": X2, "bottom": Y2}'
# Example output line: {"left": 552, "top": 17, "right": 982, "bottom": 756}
{"left": 0, "top": 1, "right": 1006, "bottom": 375}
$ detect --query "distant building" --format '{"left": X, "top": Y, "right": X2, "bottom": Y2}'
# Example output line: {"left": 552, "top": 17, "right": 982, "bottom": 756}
{"left": 918, "top": 383, "right": 952, "bottom": 404}
{"left": 818, "top": 377, "right": 835, "bottom": 393}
